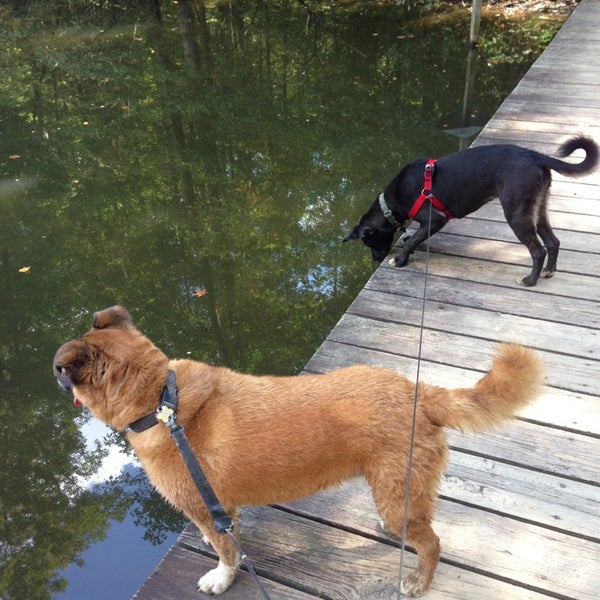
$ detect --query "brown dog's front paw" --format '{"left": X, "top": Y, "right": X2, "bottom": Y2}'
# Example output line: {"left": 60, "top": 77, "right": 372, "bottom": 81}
{"left": 197, "top": 562, "right": 236, "bottom": 595}
{"left": 400, "top": 570, "right": 431, "bottom": 597}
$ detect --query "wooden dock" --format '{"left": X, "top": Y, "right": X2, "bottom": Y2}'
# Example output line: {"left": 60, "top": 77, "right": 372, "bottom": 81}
{"left": 134, "top": 1, "right": 600, "bottom": 598}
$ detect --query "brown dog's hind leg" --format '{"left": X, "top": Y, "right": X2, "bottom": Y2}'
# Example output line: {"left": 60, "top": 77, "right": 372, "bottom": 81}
{"left": 398, "top": 518, "right": 440, "bottom": 597}
{"left": 374, "top": 491, "right": 440, "bottom": 597}
{"left": 367, "top": 458, "right": 442, "bottom": 597}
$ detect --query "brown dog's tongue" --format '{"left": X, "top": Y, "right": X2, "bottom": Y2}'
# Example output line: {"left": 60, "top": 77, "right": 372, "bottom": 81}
{"left": 73, "top": 397, "right": 83, "bottom": 408}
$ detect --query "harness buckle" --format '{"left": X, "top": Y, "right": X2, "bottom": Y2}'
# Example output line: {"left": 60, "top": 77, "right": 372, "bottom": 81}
{"left": 156, "top": 404, "right": 176, "bottom": 427}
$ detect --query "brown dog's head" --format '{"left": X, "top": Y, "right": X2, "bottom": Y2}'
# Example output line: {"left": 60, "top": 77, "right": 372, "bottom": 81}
{"left": 53, "top": 306, "right": 169, "bottom": 431}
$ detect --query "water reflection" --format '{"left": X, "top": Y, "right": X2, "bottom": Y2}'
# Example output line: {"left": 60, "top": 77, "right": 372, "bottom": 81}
{"left": 0, "top": 1, "right": 566, "bottom": 598}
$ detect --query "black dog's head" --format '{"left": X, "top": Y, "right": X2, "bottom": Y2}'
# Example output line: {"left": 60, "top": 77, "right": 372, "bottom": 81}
{"left": 344, "top": 202, "right": 396, "bottom": 262}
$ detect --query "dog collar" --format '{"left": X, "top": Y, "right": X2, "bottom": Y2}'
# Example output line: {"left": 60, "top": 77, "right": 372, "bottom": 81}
{"left": 127, "top": 370, "right": 178, "bottom": 433}
{"left": 378, "top": 192, "right": 398, "bottom": 226}
{"left": 378, "top": 193, "right": 411, "bottom": 230}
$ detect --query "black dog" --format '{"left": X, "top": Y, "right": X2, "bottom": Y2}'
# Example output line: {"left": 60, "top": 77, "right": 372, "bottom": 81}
{"left": 345, "top": 136, "right": 598, "bottom": 286}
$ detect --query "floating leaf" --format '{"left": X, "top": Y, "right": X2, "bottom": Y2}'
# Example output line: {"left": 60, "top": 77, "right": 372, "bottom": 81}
{"left": 193, "top": 288, "right": 208, "bottom": 297}
{"left": 19, "top": 266, "right": 31, "bottom": 273}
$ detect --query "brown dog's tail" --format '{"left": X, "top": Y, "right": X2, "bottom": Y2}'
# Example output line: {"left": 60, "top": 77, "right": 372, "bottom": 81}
{"left": 422, "top": 344, "right": 543, "bottom": 431}
{"left": 541, "top": 135, "right": 599, "bottom": 177}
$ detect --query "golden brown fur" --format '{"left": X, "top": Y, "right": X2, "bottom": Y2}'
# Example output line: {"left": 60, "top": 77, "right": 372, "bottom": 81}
{"left": 53, "top": 306, "right": 543, "bottom": 597}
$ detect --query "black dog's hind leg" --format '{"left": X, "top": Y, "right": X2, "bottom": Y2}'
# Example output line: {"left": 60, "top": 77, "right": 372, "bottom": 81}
{"left": 390, "top": 209, "right": 448, "bottom": 267}
{"left": 535, "top": 189, "right": 560, "bottom": 278}
{"left": 504, "top": 201, "right": 547, "bottom": 287}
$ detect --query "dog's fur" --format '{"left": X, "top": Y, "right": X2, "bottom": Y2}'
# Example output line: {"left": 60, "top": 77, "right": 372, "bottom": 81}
{"left": 53, "top": 306, "right": 543, "bottom": 596}
{"left": 345, "top": 136, "right": 598, "bottom": 286}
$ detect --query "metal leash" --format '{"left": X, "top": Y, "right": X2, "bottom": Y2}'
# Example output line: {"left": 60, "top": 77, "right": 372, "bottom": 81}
{"left": 157, "top": 374, "right": 272, "bottom": 600}
{"left": 397, "top": 198, "right": 434, "bottom": 595}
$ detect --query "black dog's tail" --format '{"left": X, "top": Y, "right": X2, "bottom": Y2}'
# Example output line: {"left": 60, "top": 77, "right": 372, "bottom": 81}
{"left": 542, "top": 135, "right": 599, "bottom": 177}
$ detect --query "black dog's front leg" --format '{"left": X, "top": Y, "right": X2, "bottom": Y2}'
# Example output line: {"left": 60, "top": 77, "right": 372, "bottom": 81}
{"left": 390, "top": 213, "right": 447, "bottom": 267}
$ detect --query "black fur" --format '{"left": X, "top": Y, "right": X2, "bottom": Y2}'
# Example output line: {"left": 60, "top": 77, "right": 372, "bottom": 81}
{"left": 345, "top": 136, "right": 598, "bottom": 286}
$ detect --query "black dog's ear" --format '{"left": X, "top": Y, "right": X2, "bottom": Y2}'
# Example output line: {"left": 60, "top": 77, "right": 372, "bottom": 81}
{"left": 53, "top": 339, "right": 91, "bottom": 389}
{"left": 343, "top": 225, "right": 372, "bottom": 242}
{"left": 92, "top": 305, "right": 133, "bottom": 329}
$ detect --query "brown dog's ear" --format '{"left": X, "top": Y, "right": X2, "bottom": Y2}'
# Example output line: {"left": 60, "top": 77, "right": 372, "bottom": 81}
{"left": 92, "top": 305, "right": 134, "bottom": 329}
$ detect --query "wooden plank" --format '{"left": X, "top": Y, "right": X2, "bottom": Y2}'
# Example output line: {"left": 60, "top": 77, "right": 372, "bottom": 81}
{"left": 326, "top": 314, "right": 597, "bottom": 394}
{"left": 551, "top": 179, "right": 600, "bottom": 199}
{"left": 490, "top": 96, "right": 600, "bottom": 115}
{"left": 469, "top": 120, "right": 600, "bottom": 145}
{"left": 488, "top": 94, "right": 600, "bottom": 111}
{"left": 404, "top": 237, "right": 600, "bottom": 288}
{"left": 447, "top": 421, "right": 599, "bottom": 484}
{"left": 474, "top": 208, "right": 600, "bottom": 232}
{"left": 463, "top": 200, "right": 600, "bottom": 233}
{"left": 366, "top": 266, "right": 600, "bottom": 329}
{"left": 304, "top": 339, "right": 600, "bottom": 436}
{"left": 473, "top": 124, "right": 600, "bottom": 145}
{"left": 438, "top": 218, "right": 600, "bottom": 255}
{"left": 474, "top": 199, "right": 600, "bottom": 220}
{"left": 179, "top": 507, "right": 561, "bottom": 600}
{"left": 404, "top": 234, "right": 600, "bottom": 284}
{"left": 517, "top": 67, "right": 600, "bottom": 86}
{"left": 132, "top": 542, "right": 315, "bottom": 599}
{"left": 442, "top": 452, "right": 600, "bottom": 541}
{"left": 473, "top": 126, "right": 600, "bottom": 145}
{"left": 347, "top": 288, "right": 598, "bottom": 361}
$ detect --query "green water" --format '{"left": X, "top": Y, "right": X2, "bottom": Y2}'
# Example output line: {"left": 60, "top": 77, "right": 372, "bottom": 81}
{"left": 0, "top": 1, "right": 565, "bottom": 598}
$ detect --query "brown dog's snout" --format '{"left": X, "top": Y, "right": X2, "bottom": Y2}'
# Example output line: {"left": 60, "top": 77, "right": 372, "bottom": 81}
{"left": 54, "top": 364, "right": 73, "bottom": 393}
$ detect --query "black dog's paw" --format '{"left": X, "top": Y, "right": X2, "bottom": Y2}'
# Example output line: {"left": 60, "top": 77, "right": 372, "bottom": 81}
{"left": 389, "top": 254, "right": 409, "bottom": 268}
{"left": 519, "top": 275, "right": 537, "bottom": 287}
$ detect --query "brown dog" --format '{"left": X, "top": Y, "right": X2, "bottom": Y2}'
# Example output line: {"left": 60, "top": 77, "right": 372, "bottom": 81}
{"left": 53, "top": 306, "right": 542, "bottom": 597}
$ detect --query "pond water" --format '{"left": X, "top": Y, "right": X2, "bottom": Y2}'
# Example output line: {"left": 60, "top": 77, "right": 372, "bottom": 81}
{"left": 0, "top": 1, "right": 567, "bottom": 599}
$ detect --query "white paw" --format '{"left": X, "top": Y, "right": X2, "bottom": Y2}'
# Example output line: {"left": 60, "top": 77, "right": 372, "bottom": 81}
{"left": 197, "top": 562, "right": 236, "bottom": 595}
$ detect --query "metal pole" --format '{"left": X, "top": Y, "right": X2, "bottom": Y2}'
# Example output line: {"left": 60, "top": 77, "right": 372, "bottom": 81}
{"left": 470, "top": 0, "right": 483, "bottom": 47}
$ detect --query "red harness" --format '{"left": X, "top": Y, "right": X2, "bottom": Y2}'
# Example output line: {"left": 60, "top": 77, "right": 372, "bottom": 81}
{"left": 408, "top": 159, "right": 453, "bottom": 221}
